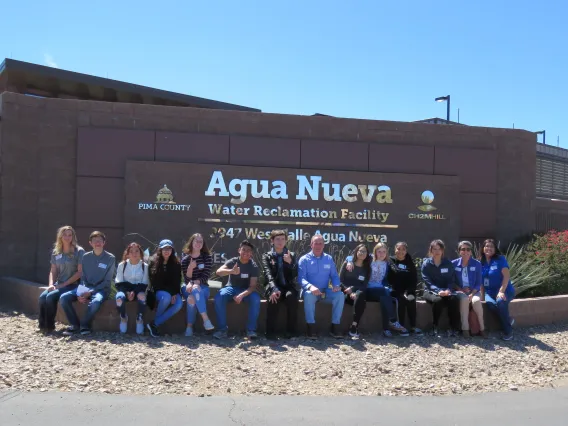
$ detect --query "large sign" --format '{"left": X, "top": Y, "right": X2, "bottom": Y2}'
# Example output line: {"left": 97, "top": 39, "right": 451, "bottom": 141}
{"left": 125, "top": 161, "right": 459, "bottom": 263}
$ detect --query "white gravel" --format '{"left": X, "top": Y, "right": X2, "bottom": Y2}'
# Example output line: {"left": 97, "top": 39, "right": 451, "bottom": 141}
{"left": 1, "top": 310, "right": 568, "bottom": 397}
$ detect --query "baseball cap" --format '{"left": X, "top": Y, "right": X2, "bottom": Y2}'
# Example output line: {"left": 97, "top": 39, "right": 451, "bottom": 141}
{"left": 158, "top": 239, "right": 174, "bottom": 249}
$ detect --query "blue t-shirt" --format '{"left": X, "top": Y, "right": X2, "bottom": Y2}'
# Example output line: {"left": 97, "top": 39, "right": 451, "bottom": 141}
{"left": 481, "top": 255, "right": 514, "bottom": 297}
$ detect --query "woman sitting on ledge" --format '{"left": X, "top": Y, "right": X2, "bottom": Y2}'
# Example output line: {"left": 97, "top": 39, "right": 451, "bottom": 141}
{"left": 38, "top": 226, "right": 84, "bottom": 333}
{"left": 480, "top": 239, "right": 515, "bottom": 341}
{"left": 115, "top": 243, "right": 150, "bottom": 335}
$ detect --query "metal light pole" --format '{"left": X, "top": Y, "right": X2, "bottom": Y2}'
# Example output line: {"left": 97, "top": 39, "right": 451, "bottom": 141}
{"left": 536, "top": 130, "right": 546, "bottom": 145}
{"left": 435, "top": 95, "right": 450, "bottom": 122}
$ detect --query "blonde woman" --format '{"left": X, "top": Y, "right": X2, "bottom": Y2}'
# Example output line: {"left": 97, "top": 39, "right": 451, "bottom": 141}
{"left": 38, "top": 226, "right": 84, "bottom": 332}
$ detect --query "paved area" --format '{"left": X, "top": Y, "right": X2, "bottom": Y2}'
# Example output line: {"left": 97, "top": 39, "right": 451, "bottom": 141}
{"left": 2, "top": 387, "right": 568, "bottom": 425}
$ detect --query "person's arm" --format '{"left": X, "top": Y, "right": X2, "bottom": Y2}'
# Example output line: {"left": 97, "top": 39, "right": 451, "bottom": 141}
{"left": 115, "top": 261, "right": 125, "bottom": 283}
{"left": 166, "top": 264, "right": 183, "bottom": 296}
{"left": 498, "top": 268, "right": 511, "bottom": 297}
{"left": 238, "top": 265, "right": 260, "bottom": 299}
{"left": 421, "top": 262, "right": 439, "bottom": 292}
{"left": 472, "top": 262, "right": 482, "bottom": 295}
{"left": 298, "top": 257, "right": 312, "bottom": 291}
{"left": 198, "top": 254, "right": 213, "bottom": 286}
{"left": 91, "top": 256, "right": 116, "bottom": 294}
{"left": 450, "top": 262, "right": 461, "bottom": 291}
{"left": 216, "top": 259, "right": 236, "bottom": 277}
{"left": 49, "top": 261, "right": 57, "bottom": 287}
{"left": 339, "top": 262, "right": 348, "bottom": 292}
{"left": 142, "top": 262, "right": 150, "bottom": 285}
{"left": 261, "top": 253, "right": 277, "bottom": 293}
{"left": 330, "top": 259, "right": 341, "bottom": 290}
{"left": 408, "top": 259, "right": 418, "bottom": 293}
{"left": 181, "top": 255, "right": 190, "bottom": 282}
{"left": 59, "top": 265, "right": 82, "bottom": 290}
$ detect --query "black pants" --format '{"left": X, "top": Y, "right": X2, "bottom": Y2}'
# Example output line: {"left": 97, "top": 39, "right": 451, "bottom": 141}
{"left": 266, "top": 289, "right": 298, "bottom": 335}
{"left": 391, "top": 290, "right": 417, "bottom": 328}
{"left": 422, "top": 291, "right": 461, "bottom": 330}
{"left": 344, "top": 287, "right": 394, "bottom": 328}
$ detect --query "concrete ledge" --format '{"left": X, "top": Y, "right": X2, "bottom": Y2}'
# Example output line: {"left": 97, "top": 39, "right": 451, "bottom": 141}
{"left": 2, "top": 276, "right": 568, "bottom": 334}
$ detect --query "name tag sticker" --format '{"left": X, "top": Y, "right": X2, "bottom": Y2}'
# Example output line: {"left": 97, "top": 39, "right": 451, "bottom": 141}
{"left": 324, "top": 264, "right": 331, "bottom": 269}
{"left": 358, "top": 275, "right": 365, "bottom": 281}
{"left": 441, "top": 268, "right": 449, "bottom": 273}
{"left": 241, "top": 273, "right": 249, "bottom": 279}
{"left": 55, "top": 254, "right": 63, "bottom": 260}
{"left": 399, "top": 264, "right": 407, "bottom": 270}
{"left": 455, "top": 267, "right": 462, "bottom": 272}
{"left": 98, "top": 263, "right": 107, "bottom": 269}
{"left": 470, "top": 267, "right": 475, "bottom": 271}
{"left": 198, "top": 264, "right": 205, "bottom": 269}
{"left": 490, "top": 265, "right": 498, "bottom": 271}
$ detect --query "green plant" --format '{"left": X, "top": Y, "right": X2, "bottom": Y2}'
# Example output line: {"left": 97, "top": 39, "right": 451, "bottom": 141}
{"left": 504, "top": 244, "right": 557, "bottom": 296}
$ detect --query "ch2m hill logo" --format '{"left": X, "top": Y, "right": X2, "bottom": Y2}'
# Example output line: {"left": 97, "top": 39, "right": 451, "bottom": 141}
{"left": 408, "top": 190, "right": 446, "bottom": 220}
{"left": 138, "top": 185, "right": 191, "bottom": 212}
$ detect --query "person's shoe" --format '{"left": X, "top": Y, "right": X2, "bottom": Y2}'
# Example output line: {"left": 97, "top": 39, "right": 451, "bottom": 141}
{"left": 247, "top": 330, "right": 258, "bottom": 340}
{"left": 80, "top": 328, "right": 91, "bottom": 336}
{"left": 203, "top": 319, "right": 215, "bottom": 331}
{"left": 147, "top": 322, "right": 160, "bottom": 337}
{"left": 410, "top": 327, "right": 423, "bottom": 335}
{"left": 329, "top": 324, "right": 343, "bottom": 339}
{"left": 447, "top": 330, "right": 457, "bottom": 338}
{"left": 213, "top": 329, "right": 228, "bottom": 340}
{"left": 510, "top": 318, "right": 515, "bottom": 327}
{"left": 383, "top": 330, "right": 393, "bottom": 338}
{"left": 348, "top": 324, "right": 359, "bottom": 338}
{"left": 185, "top": 326, "right": 193, "bottom": 337}
{"left": 430, "top": 327, "right": 439, "bottom": 336}
{"left": 266, "top": 333, "right": 278, "bottom": 341}
{"left": 62, "top": 326, "right": 78, "bottom": 336}
{"left": 119, "top": 316, "right": 128, "bottom": 334}
{"left": 136, "top": 320, "right": 144, "bottom": 335}
{"left": 306, "top": 324, "right": 317, "bottom": 340}
{"left": 502, "top": 333, "right": 514, "bottom": 341}
{"left": 479, "top": 330, "right": 488, "bottom": 339}
{"left": 389, "top": 321, "right": 409, "bottom": 337}
{"left": 462, "top": 330, "right": 471, "bottom": 338}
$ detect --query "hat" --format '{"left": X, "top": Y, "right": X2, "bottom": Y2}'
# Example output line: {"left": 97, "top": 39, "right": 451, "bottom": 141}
{"left": 158, "top": 239, "right": 174, "bottom": 249}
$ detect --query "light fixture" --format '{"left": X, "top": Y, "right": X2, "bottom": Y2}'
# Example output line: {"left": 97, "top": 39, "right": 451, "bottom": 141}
{"left": 536, "top": 130, "right": 546, "bottom": 145}
{"left": 434, "top": 95, "right": 450, "bottom": 121}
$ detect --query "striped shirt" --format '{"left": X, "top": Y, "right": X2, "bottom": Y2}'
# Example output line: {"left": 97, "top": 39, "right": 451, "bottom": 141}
{"left": 181, "top": 252, "right": 213, "bottom": 286}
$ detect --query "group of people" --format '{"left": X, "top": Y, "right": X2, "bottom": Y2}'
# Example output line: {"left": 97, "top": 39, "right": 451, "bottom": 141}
{"left": 38, "top": 226, "right": 516, "bottom": 341}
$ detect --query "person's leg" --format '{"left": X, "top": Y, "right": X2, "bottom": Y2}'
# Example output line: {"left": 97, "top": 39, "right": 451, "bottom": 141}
{"left": 324, "top": 290, "right": 344, "bottom": 325}
{"left": 38, "top": 289, "right": 49, "bottom": 329}
{"left": 284, "top": 290, "right": 299, "bottom": 335}
{"left": 266, "top": 295, "right": 280, "bottom": 336}
{"left": 194, "top": 286, "right": 212, "bottom": 324}
{"left": 59, "top": 289, "right": 80, "bottom": 329}
{"left": 353, "top": 290, "right": 367, "bottom": 324}
{"left": 343, "top": 292, "right": 356, "bottom": 321}
{"left": 496, "top": 297, "right": 513, "bottom": 336}
{"left": 392, "top": 291, "right": 407, "bottom": 327}
{"left": 302, "top": 290, "right": 319, "bottom": 324}
{"left": 446, "top": 295, "right": 461, "bottom": 332}
{"left": 214, "top": 286, "right": 237, "bottom": 331}
{"left": 367, "top": 287, "right": 394, "bottom": 330}
{"left": 155, "top": 294, "right": 183, "bottom": 326}
{"left": 81, "top": 292, "right": 106, "bottom": 330}
{"left": 406, "top": 291, "right": 418, "bottom": 329}
{"left": 471, "top": 295, "right": 485, "bottom": 331}
{"left": 186, "top": 293, "right": 197, "bottom": 327}
{"left": 242, "top": 291, "right": 261, "bottom": 332}
{"left": 457, "top": 293, "right": 470, "bottom": 331}
{"left": 115, "top": 292, "right": 127, "bottom": 319}
{"left": 44, "top": 289, "right": 63, "bottom": 330}
{"left": 422, "top": 291, "right": 443, "bottom": 327}
{"left": 154, "top": 290, "right": 171, "bottom": 321}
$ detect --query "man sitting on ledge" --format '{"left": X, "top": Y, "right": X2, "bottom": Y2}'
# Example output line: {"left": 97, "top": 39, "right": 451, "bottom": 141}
{"left": 213, "top": 240, "right": 261, "bottom": 340}
{"left": 59, "top": 231, "right": 116, "bottom": 336}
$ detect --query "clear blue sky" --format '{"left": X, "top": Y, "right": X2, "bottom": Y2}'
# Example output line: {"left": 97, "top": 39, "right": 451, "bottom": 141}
{"left": 2, "top": 0, "right": 566, "bottom": 146}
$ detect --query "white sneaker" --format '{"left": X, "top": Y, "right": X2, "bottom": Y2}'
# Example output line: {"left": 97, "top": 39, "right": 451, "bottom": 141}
{"left": 119, "top": 317, "right": 128, "bottom": 334}
{"left": 203, "top": 319, "right": 215, "bottom": 331}
{"left": 136, "top": 320, "right": 144, "bottom": 335}
{"left": 185, "top": 326, "right": 193, "bottom": 337}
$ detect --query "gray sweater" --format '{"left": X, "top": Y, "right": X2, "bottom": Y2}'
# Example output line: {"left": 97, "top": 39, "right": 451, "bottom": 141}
{"left": 81, "top": 250, "right": 116, "bottom": 293}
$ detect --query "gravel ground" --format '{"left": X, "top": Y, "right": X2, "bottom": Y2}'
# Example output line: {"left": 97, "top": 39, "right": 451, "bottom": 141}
{"left": 1, "top": 310, "right": 568, "bottom": 397}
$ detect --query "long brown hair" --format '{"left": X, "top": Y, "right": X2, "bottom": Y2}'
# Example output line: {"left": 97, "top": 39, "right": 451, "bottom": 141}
{"left": 52, "top": 226, "right": 78, "bottom": 255}
{"left": 350, "top": 244, "right": 371, "bottom": 274}
{"left": 151, "top": 246, "right": 180, "bottom": 273}
{"left": 122, "top": 242, "right": 144, "bottom": 262}
{"left": 182, "top": 233, "right": 210, "bottom": 255}
{"left": 427, "top": 239, "right": 445, "bottom": 257}
{"left": 480, "top": 239, "right": 502, "bottom": 263}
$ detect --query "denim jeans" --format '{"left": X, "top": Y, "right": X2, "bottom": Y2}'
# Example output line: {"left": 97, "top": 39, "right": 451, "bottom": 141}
{"left": 182, "top": 285, "right": 210, "bottom": 325}
{"left": 214, "top": 287, "right": 260, "bottom": 332}
{"left": 39, "top": 286, "right": 75, "bottom": 329}
{"left": 302, "top": 288, "right": 345, "bottom": 325}
{"left": 484, "top": 287, "right": 515, "bottom": 335}
{"left": 59, "top": 288, "right": 107, "bottom": 329}
{"left": 154, "top": 290, "right": 183, "bottom": 326}
{"left": 115, "top": 291, "right": 147, "bottom": 320}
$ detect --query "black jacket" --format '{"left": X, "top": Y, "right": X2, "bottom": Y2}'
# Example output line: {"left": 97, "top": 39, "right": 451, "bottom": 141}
{"left": 388, "top": 254, "right": 418, "bottom": 294}
{"left": 149, "top": 258, "right": 182, "bottom": 296}
{"left": 261, "top": 249, "right": 298, "bottom": 296}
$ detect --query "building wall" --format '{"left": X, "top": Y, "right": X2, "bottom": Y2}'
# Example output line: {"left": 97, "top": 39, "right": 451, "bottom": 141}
{"left": 0, "top": 91, "right": 537, "bottom": 282}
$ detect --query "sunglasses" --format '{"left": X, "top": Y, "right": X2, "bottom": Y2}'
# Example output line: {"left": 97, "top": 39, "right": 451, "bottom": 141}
{"left": 459, "top": 247, "right": 472, "bottom": 252}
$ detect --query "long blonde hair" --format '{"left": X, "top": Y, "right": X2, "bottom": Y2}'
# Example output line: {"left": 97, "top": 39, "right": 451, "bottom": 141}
{"left": 372, "top": 242, "right": 389, "bottom": 261}
{"left": 53, "top": 226, "right": 78, "bottom": 255}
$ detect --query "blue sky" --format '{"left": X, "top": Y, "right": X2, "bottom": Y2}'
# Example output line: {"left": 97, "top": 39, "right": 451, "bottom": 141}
{"left": 2, "top": 0, "right": 566, "bottom": 146}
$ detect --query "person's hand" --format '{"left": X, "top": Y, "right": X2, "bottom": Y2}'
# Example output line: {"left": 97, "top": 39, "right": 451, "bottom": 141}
{"left": 497, "top": 291, "right": 507, "bottom": 301}
{"left": 438, "top": 290, "right": 449, "bottom": 297}
{"left": 191, "top": 283, "right": 201, "bottom": 292}
{"left": 344, "top": 287, "right": 353, "bottom": 295}
{"left": 127, "top": 291, "right": 135, "bottom": 301}
{"left": 233, "top": 293, "right": 246, "bottom": 304}
{"left": 83, "top": 291, "right": 92, "bottom": 299}
{"left": 463, "top": 287, "right": 471, "bottom": 294}
{"left": 283, "top": 253, "right": 292, "bottom": 264}
{"left": 185, "top": 283, "right": 193, "bottom": 293}
{"left": 47, "top": 285, "right": 56, "bottom": 292}
{"left": 309, "top": 285, "right": 322, "bottom": 296}
{"left": 346, "top": 262, "right": 354, "bottom": 272}
{"left": 269, "top": 291, "right": 281, "bottom": 304}
{"left": 78, "top": 296, "right": 88, "bottom": 304}
{"left": 332, "top": 286, "right": 341, "bottom": 293}
{"left": 171, "top": 295, "right": 177, "bottom": 304}
{"left": 350, "top": 293, "right": 357, "bottom": 300}
{"left": 189, "top": 259, "right": 197, "bottom": 270}
{"left": 231, "top": 264, "right": 241, "bottom": 275}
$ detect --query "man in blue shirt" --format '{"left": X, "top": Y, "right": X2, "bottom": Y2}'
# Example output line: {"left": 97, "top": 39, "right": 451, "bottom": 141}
{"left": 298, "top": 235, "right": 344, "bottom": 339}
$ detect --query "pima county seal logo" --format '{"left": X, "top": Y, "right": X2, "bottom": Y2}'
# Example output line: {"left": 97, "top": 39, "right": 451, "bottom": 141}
{"left": 408, "top": 190, "right": 446, "bottom": 220}
{"left": 138, "top": 185, "right": 192, "bottom": 212}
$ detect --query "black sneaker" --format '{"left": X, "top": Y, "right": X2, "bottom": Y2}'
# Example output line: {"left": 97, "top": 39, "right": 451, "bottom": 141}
{"left": 62, "top": 326, "right": 78, "bottom": 336}
{"left": 80, "top": 328, "right": 91, "bottom": 336}
{"left": 147, "top": 322, "right": 160, "bottom": 337}
{"left": 306, "top": 324, "right": 317, "bottom": 340}
{"left": 329, "top": 324, "right": 343, "bottom": 339}
{"left": 348, "top": 324, "right": 359, "bottom": 338}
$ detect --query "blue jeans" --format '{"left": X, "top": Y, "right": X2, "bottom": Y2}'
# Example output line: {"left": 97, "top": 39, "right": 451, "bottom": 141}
{"left": 154, "top": 291, "right": 183, "bottom": 326}
{"left": 302, "top": 288, "right": 345, "bottom": 325}
{"left": 484, "top": 287, "right": 515, "bottom": 335}
{"left": 39, "top": 287, "right": 72, "bottom": 329}
{"left": 59, "top": 288, "right": 107, "bottom": 329}
{"left": 115, "top": 291, "right": 146, "bottom": 320}
{"left": 182, "top": 285, "right": 210, "bottom": 325}
{"left": 214, "top": 287, "right": 260, "bottom": 332}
